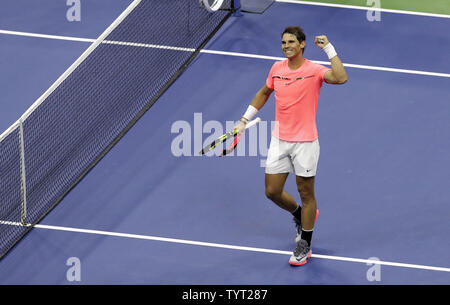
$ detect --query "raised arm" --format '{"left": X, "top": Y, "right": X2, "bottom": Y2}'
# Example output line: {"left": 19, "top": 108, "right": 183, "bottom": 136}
{"left": 315, "top": 35, "right": 348, "bottom": 85}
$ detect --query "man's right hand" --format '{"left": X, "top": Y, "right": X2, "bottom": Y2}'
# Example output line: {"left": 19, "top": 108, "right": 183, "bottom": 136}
{"left": 233, "top": 119, "right": 247, "bottom": 135}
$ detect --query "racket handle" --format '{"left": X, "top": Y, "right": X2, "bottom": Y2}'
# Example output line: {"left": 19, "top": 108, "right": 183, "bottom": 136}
{"left": 245, "top": 117, "right": 261, "bottom": 129}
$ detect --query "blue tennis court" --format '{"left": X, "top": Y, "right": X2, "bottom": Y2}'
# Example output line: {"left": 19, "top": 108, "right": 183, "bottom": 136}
{"left": 0, "top": 0, "right": 449, "bottom": 286}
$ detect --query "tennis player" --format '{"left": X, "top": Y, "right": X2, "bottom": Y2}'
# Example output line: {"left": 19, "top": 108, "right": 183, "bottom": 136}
{"left": 235, "top": 26, "right": 348, "bottom": 266}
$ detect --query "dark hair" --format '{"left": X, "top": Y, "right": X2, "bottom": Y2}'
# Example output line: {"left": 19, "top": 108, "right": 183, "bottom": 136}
{"left": 282, "top": 26, "right": 306, "bottom": 53}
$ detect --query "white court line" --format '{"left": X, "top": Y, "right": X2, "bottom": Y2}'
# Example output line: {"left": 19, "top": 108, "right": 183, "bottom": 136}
{"left": 200, "top": 49, "right": 450, "bottom": 78}
{"left": 2, "top": 220, "right": 449, "bottom": 273}
{"left": 276, "top": 0, "right": 450, "bottom": 19}
{"left": 0, "top": 29, "right": 96, "bottom": 43}
{"left": 1, "top": 29, "right": 449, "bottom": 79}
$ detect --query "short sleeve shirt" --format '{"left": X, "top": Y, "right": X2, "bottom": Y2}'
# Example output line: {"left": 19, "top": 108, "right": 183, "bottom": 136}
{"left": 266, "top": 59, "right": 330, "bottom": 142}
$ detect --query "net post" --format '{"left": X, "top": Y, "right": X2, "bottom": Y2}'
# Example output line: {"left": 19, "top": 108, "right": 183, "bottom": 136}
{"left": 232, "top": 0, "right": 244, "bottom": 16}
{"left": 18, "top": 119, "right": 27, "bottom": 226}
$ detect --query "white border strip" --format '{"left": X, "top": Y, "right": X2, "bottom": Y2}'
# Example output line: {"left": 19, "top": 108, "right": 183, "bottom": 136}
{"left": 0, "top": 120, "right": 20, "bottom": 142}
{"left": 1, "top": 220, "right": 449, "bottom": 273}
{"left": 276, "top": 0, "right": 450, "bottom": 18}
{"left": 18, "top": 120, "right": 27, "bottom": 225}
{"left": 102, "top": 40, "right": 196, "bottom": 52}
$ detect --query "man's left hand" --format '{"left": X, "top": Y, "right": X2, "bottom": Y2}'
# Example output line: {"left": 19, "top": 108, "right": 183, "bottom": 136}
{"left": 315, "top": 35, "right": 329, "bottom": 49}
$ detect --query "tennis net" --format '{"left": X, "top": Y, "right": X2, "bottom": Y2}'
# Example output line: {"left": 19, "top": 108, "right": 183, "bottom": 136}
{"left": 0, "top": 0, "right": 232, "bottom": 259}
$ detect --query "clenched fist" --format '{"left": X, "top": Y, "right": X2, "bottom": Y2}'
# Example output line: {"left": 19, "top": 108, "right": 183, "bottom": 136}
{"left": 315, "top": 35, "right": 330, "bottom": 49}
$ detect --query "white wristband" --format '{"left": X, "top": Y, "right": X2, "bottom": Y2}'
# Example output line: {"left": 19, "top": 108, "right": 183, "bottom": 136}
{"left": 242, "top": 105, "right": 258, "bottom": 122}
{"left": 323, "top": 43, "right": 337, "bottom": 60}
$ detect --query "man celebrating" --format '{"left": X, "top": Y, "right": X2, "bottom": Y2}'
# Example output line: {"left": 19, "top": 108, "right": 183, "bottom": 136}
{"left": 235, "top": 26, "right": 348, "bottom": 266}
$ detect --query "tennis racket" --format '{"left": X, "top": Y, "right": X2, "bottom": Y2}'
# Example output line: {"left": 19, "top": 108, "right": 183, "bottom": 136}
{"left": 199, "top": 117, "right": 261, "bottom": 156}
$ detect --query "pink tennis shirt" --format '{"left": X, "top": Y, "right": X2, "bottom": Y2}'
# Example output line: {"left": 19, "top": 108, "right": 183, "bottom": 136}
{"left": 266, "top": 58, "right": 330, "bottom": 142}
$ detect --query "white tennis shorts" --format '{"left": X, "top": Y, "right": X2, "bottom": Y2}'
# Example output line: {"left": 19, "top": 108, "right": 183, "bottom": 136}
{"left": 265, "top": 137, "right": 320, "bottom": 177}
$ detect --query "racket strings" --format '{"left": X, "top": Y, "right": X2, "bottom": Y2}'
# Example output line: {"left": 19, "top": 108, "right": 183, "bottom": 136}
{"left": 199, "top": 117, "right": 260, "bottom": 156}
